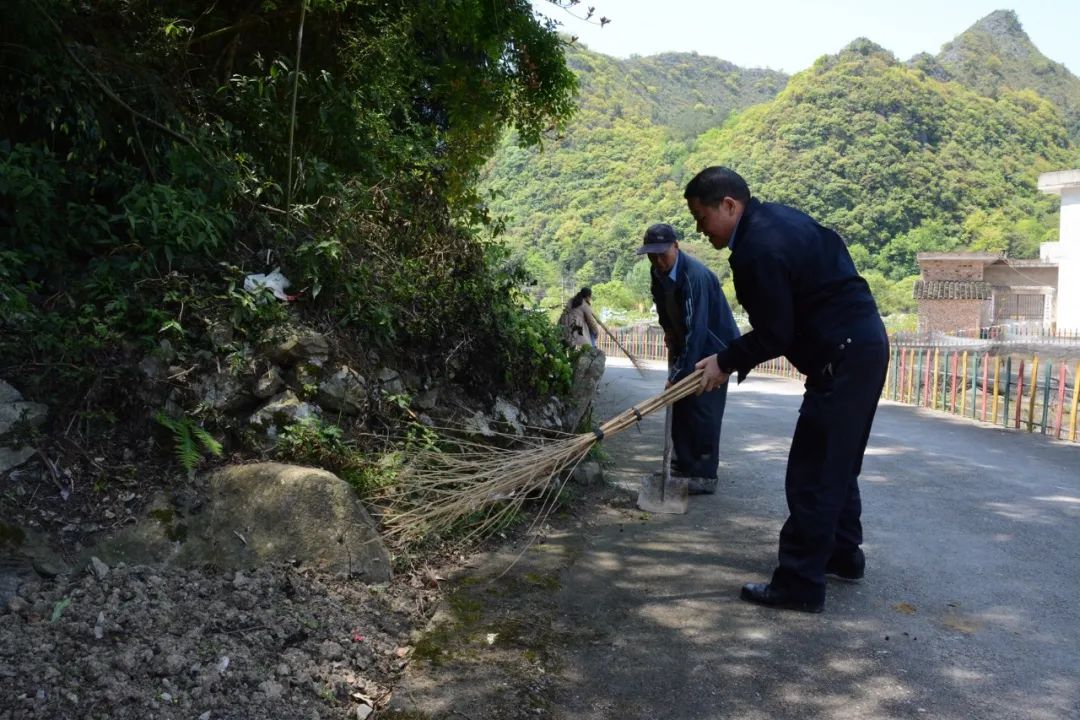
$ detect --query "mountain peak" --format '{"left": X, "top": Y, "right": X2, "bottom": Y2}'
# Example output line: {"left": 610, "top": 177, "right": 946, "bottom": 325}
{"left": 941, "top": 9, "right": 1036, "bottom": 63}
{"left": 841, "top": 37, "right": 890, "bottom": 57}
{"left": 933, "top": 9, "right": 1080, "bottom": 141}
{"left": 825, "top": 37, "right": 897, "bottom": 67}
{"left": 969, "top": 9, "right": 1023, "bottom": 38}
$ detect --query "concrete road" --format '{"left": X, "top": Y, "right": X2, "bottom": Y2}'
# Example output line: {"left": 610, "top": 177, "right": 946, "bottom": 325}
{"left": 392, "top": 361, "right": 1080, "bottom": 720}
{"left": 550, "top": 362, "right": 1080, "bottom": 720}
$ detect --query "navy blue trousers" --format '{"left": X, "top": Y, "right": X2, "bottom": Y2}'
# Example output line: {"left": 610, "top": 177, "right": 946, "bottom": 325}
{"left": 770, "top": 337, "right": 889, "bottom": 602}
{"left": 671, "top": 383, "right": 728, "bottom": 479}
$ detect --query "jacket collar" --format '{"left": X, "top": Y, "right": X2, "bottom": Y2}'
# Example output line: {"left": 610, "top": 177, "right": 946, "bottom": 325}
{"left": 729, "top": 197, "right": 759, "bottom": 254}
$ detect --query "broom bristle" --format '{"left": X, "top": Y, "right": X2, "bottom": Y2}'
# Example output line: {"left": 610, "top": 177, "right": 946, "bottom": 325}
{"left": 378, "top": 369, "right": 705, "bottom": 543}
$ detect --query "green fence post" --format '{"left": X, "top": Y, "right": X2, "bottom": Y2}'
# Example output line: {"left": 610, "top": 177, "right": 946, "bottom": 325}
{"left": 1016, "top": 358, "right": 1026, "bottom": 430}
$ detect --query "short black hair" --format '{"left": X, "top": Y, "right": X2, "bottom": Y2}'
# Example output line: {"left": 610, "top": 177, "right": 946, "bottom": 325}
{"left": 684, "top": 166, "right": 751, "bottom": 206}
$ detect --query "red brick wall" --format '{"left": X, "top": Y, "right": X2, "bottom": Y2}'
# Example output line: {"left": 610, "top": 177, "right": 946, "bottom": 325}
{"left": 918, "top": 300, "right": 985, "bottom": 334}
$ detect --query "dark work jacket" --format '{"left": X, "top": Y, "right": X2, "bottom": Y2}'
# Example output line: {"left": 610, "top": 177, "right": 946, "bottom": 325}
{"left": 650, "top": 250, "right": 740, "bottom": 383}
{"left": 715, "top": 198, "right": 885, "bottom": 378}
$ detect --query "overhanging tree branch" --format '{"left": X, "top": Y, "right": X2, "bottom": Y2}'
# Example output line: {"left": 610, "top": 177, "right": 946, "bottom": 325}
{"left": 29, "top": 0, "right": 211, "bottom": 164}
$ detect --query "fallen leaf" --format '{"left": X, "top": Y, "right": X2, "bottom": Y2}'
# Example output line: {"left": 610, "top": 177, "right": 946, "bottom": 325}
{"left": 940, "top": 613, "right": 981, "bottom": 634}
{"left": 49, "top": 597, "right": 72, "bottom": 623}
{"left": 892, "top": 602, "right": 917, "bottom": 615}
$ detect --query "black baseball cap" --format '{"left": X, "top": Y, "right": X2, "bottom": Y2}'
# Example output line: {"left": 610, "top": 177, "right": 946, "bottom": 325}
{"left": 636, "top": 223, "right": 678, "bottom": 255}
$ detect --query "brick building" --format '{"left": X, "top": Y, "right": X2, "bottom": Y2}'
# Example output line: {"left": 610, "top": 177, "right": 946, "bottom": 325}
{"left": 913, "top": 252, "right": 1058, "bottom": 335}
{"left": 911, "top": 169, "right": 1080, "bottom": 336}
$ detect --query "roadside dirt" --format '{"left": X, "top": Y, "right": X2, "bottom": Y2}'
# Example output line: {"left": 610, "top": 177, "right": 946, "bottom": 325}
{"left": 0, "top": 557, "right": 443, "bottom": 720}
{"left": 0, "top": 457, "right": 617, "bottom": 720}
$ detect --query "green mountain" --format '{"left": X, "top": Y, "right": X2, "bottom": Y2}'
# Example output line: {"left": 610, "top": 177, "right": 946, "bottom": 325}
{"left": 915, "top": 10, "right": 1080, "bottom": 141}
{"left": 483, "top": 12, "right": 1080, "bottom": 320}
{"left": 568, "top": 49, "right": 788, "bottom": 139}
{"left": 689, "top": 38, "right": 1075, "bottom": 276}
{"left": 482, "top": 45, "right": 787, "bottom": 304}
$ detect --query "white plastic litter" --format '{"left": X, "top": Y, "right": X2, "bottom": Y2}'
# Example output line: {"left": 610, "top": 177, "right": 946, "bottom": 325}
{"left": 243, "top": 269, "right": 292, "bottom": 301}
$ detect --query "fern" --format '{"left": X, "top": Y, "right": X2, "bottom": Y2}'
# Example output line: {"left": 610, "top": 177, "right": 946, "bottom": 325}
{"left": 154, "top": 411, "right": 223, "bottom": 475}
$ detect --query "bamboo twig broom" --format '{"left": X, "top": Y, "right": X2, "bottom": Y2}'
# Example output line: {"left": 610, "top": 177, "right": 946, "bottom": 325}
{"left": 379, "top": 368, "right": 705, "bottom": 543}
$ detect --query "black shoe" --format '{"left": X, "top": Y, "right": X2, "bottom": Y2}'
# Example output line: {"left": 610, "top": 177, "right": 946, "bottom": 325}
{"left": 740, "top": 582, "right": 824, "bottom": 613}
{"left": 825, "top": 548, "right": 865, "bottom": 582}
{"left": 687, "top": 477, "right": 718, "bottom": 495}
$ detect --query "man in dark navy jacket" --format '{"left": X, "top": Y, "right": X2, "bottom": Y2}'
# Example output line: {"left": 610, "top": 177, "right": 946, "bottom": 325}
{"left": 684, "top": 166, "right": 889, "bottom": 613}
{"left": 639, "top": 223, "right": 740, "bottom": 493}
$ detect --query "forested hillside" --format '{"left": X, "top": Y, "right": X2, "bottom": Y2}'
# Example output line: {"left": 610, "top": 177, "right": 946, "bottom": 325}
{"left": 482, "top": 45, "right": 788, "bottom": 314}
{"left": 690, "top": 39, "right": 1074, "bottom": 280}
{"left": 483, "top": 10, "right": 1080, "bottom": 323}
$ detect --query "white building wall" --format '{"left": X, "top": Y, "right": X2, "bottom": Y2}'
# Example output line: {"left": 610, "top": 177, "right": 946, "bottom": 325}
{"left": 1038, "top": 171, "right": 1080, "bottom": 331}
{"left": 1059, "top": 187, "right": 1080, "bottom": 331}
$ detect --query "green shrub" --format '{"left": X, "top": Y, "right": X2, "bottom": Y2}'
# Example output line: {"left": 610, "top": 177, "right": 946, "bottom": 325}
{"left": 274, "top": 418, "right": 398, "bottom": 496}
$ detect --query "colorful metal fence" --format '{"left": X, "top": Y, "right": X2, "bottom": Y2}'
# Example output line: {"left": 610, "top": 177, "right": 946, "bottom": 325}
{"left": 595, "top": 325, "right": 1080, "bottom": 444}
{"left": 893, "top": 325, "right": 1080, "bottom": 345}
{"left": 882, "top": 346, "right": 1080, "bottom": 443}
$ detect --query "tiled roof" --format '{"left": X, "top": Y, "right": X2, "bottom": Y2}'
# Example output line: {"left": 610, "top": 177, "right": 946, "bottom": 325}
{"left": 916, "top": 252, "right": 1002, "bottom": 263}
{"left": 913, "top": 280, "right": 991, "bottom": 300}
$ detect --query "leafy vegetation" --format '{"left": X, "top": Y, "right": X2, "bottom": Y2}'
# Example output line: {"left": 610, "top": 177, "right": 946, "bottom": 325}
{"left": 153, "top": 411, "right": 224, "bottom": 477}
{"left": 482, "top": 45, "right": 787, "bottom": 318}
{"left": 0, "top": 0, "right": 582, "bottom": 448}
{"left": 274, "top": 417, "right": 400, "bottom": 496}
{"left": 690, "top": 39, "right": 1075, "bottom": 275}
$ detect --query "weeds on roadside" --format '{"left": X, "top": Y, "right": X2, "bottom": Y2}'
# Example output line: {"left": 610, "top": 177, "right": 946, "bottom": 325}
{"left": 153, "top": 411, "right": 223, "bottom": 477}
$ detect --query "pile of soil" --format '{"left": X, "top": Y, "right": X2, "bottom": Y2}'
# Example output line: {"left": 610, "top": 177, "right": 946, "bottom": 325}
{"left": 0, "top": 559, "right": 442, "bottom": 719}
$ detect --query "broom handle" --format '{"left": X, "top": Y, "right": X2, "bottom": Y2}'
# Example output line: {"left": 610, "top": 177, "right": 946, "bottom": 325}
{"left": 598, "top": 368, "right": 705, "bottom": 436}
{"left": 594, "top": 317, "right": 646, "bottom": 376}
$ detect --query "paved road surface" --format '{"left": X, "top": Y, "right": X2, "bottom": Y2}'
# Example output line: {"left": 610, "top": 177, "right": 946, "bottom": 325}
{"left": 393, "top": 361, "right": 1080, "bottom": 720}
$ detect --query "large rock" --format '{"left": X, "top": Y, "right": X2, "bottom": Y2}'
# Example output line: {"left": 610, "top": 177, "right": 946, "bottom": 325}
{"left": 0, "top": 523, "right": 71, "bottom": 612}
{"left": 266, "top": 330, "right": 329, "bottom": 367}
{"left": 195, "top": 370, "right": 253, "bottom": 412}
{"left": 375, "top": 368, "right": 405, "bottom": 395}
{"left": 0, "top": 380, "right": 23, "bottom": 404}
{"left": 317, "top": 365, "right": 368, "bottom": 415}
{"left": 253, "top": 366, "right": 285, "bottom": 399}
{"left": 0, "top": 379, "right": 48, "bottom": 474}
{"left": 97, "top": 463, "right": 391, "bottom": 580}
{"left": 0, "top": 402, "right": 48, "bottom": 438}
{"left": 562, "top": 346, "right": 606, "bottom": 431}
{"left": 492, "top": 397, "right": 525, "bottom": 436}
{"left": 0, "top": 447, "right": 36, "bottom": 474}
{"left": 248, "top": 390, "right": 319, "bottom": 434}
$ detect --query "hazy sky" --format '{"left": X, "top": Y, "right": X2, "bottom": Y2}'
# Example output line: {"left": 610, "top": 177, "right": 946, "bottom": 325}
{"left": 535, "top": 1, "right": 1080, "bottom": 75}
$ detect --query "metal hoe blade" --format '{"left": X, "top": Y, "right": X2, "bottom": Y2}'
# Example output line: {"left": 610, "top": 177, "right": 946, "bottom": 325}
{"left": 637, "top": 405, "right": 688, "bottom": 514}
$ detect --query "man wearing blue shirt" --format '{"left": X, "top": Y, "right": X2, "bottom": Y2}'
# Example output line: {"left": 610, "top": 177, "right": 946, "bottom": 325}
{"left": 685, "top": 166, "right": 889, "bottom": 613}
{"left": 639, "top": 223, "right": 740, "bottom": 494}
